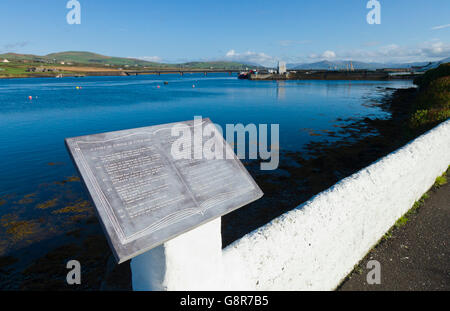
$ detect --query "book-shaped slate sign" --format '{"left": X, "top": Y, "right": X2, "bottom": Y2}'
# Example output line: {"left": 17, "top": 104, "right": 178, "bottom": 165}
{"left": 65, "top": 118, "right": 263, "bottom": 263}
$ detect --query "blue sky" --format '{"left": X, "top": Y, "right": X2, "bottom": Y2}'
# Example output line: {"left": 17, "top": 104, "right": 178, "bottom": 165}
{"left": 0, "top": 0, "right": 449, "bottom": 66}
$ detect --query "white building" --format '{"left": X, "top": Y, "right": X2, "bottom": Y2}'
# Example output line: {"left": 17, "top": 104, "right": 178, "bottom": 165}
{"left": 2, "top": 59, "right": 10, "bottom": 63}
{"left": 278, "top": 61, "right": 286, "bottom": 74}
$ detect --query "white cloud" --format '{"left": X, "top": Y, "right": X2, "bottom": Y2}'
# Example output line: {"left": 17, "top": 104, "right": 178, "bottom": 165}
{"left": 339, "top": 41, "right": 450, "bottom": 62}
{"left": 225, "top": 49, "right": 237, "bottom": 57}
{"left": 431, "top": 24, "right": 450, "bottom": 30}
{"left": 421, "top": 41, "right": 448, "bottom": 56}
{"left": 134, "top": 56, "right": 163, "bottom": 63}
{"left": 224, "top": 49, "right": 275, "bottom": 66}
{"left": 302, "top": 41, "right": 450, "bottom": 63}
{"left": 1, "top": 41, "right": 29, "bottom": 52}
{"left": 309, "top": 50, "right": 336, "bottom": 60}
{"left": 321, "top": 50, "right": 336, "bottom": 59}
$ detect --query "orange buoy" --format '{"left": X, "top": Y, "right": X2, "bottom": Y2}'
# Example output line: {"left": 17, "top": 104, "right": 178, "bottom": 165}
{"left": 157, "top": 85, "right": 160, "bottom": 89}
{"left": 28, "top": 96, "right": 32, "bottom": 100}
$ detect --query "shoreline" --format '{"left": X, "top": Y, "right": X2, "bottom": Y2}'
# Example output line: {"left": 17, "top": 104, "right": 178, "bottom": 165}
{"left": 0, "top": 71, "right": 127, "bottom": 80}
{"left": 0, "top": 73, "right": 418, "bottom": 81}
{"left": 248, "top": 71, "right": 421, "bottom": 81}
{"left": 0, "top": 69, "right": 242, "bottom": 80}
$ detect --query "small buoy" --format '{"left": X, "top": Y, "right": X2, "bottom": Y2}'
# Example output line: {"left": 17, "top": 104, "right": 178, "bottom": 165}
{"left": 76, "top": 86, "right": 79, "bottom": 89}
{"left": 157, "top": 85, "right": 160, "bottom": 89}
{"left": 28, "top": 96, "right": 32, "bottom": 100}
{"left": 192, "top": 84, "right": 195, "bottom": 88}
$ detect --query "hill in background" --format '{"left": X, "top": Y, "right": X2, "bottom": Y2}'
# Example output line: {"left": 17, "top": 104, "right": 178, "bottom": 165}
{"left": 0, "top": 51, "right": 254, "bottom": 70}
{"left": 287, "top": 58, "right": 449, "bottom": 71}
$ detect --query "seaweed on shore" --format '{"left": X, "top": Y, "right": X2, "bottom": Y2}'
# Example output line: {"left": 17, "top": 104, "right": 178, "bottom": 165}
{"left": 222, "top": 78, "right": 447, "bottom": 247}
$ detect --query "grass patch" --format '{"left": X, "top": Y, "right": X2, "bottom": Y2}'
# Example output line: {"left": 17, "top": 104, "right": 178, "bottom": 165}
{"left": 434, "top": 171, "right": 448, "bottom": 188}
{"left": 382, "top": 231, "right": 392, "bottom": 241}
{"left": 409, "top": 64, "right": 450, "bottom": 131}
{"left": 394, "top": 216, "right": 409, "bottom": 228}
{"left": 385, "top": 191, "right": 430, "bottom": 234}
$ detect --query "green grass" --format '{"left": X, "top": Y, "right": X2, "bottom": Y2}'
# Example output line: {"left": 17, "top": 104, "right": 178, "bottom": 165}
{"left": 435, "top": 175, "right": 448, "bottom": 187}
{"left": 46, "top": 51, "right": 162, "bottom": 67}
{"left": 1, "top": 51, "right": 256, "bottom": 73}
{"left": 0, "top": 62, "right": 34, "bottom": 77}
{"left": 382, "top": 231, "right": 392, "bottom": 240}
{"left": 433, "top": 168, "right": 449, "bottom": 188}
{"left": 389, "top": 168, "right": 448, "bottom": 231}
{"left": 0, "top": 61, "right": 75, "bottom": 78}
{"left": 393, "top": 193, "right": 426, "bottom": 229}
{"left": 409, "top": 63, "right": 450, "bottom": 130}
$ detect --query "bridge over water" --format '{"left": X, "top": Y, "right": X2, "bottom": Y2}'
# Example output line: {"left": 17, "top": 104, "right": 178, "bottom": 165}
{"left": 124, "top": 69, "right": 244, "bottom": 76}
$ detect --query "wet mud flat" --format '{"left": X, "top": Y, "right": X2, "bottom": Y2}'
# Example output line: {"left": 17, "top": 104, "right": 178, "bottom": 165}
{"left": 0, "top": 87, "right": 425, "bottom": 290}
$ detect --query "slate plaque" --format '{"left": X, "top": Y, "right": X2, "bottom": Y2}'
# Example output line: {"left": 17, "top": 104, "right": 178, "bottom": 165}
{"left": 65, "top": 118, "right": 263, "bottom": 263}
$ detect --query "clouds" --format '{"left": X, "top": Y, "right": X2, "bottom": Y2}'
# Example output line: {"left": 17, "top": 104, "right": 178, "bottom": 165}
{"left": 362, "top": 41, "right": 449, "bottom": 61}
{"left": 321, "top": 50, "right": 336, "bottom": 59}
{"left": 305, "top": 41, "right": 449, "bottom": 63}
{"left": 421, "top": 41, "right": 450, "bottom": 58}
{"left": 1, "top": 41, "right": 29, "bottom": 52}
{"left": 134, "top": 56, "right": 163, "bottom": 63}
{"left": 224, "top": 49, "right": 275, "bottom": 66}
{"left": 431, "top": 24, "right": 450, "bottom": 30}
{"left": 126, "top": 39, "right": 449, "bottom": 67}
{"left": 308, "top": 50, "right": 336, "bottom": 60}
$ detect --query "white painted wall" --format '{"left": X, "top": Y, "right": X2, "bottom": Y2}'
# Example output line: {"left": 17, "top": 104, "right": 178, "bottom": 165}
{"left": 132, "top": 119, "right": 450, "bottom": 291}
{"left": 222, "top": 119, "right": 450, "bottom": 290}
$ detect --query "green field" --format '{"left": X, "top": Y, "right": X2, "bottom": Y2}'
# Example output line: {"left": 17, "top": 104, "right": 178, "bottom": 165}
{"left": 0, "top": 51, "right": 255, "bottom": 78}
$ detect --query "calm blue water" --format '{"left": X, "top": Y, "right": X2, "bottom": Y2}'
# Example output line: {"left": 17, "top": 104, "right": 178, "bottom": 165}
{"left": 0, "top": 74, "right": 414, "bottom": 268}
{"left": 0, "top": 74, "right": 412, "bottom": 198}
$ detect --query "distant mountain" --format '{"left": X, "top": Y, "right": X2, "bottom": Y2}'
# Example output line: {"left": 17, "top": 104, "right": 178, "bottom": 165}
{"left": 417, "top": 57, "right": 450, "bottom": 71}
{"left": 45, "top": 51, "right": 162, "bottom": 67}
{"left": 287, "top": 58, "right": 449, "bottom": 70}
{"left": 0, "top": 51, "right": 255, "bottom": 70}
{"left": 287, "top": 60, "right": 382, "bottom": 70}
{"left": 172, "top": 61, "right": 256, "bottom": 70}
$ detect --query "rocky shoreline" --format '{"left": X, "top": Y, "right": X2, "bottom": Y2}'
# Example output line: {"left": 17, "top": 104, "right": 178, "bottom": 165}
{"left": 248, "top": 70, "right": 421, "bottom": 81}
